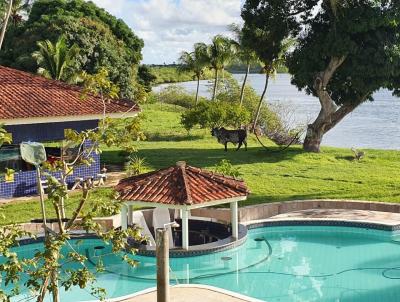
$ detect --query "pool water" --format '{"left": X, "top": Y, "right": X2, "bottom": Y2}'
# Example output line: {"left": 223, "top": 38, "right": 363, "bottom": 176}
{"left": 6, "top": 226, "right": 400, "bottom": 302}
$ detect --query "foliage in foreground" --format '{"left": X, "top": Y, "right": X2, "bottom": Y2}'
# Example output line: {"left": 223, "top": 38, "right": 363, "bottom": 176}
{"left": 0, "top": 69, "right": 144, "bottom": 302}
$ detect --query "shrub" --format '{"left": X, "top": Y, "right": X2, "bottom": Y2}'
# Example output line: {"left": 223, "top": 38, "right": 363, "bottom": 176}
{"left": 125, "top": 155, "right": 148, "bottom": 176}
{"left": 152, "top": 85, "right": 196, "bottom": 108}
{"left": 214, "top": 159, "right": 241, "bottom": 178}
{"left": 216, "top": 77, "right": 282, "bottom": 130}
{"left": 180, "top": 101, "right": 251, "bottom": 132}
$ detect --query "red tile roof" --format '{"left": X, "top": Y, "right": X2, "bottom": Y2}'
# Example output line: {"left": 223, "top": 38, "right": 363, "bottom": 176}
{"left": 115, "top": 161, "right": 249, "bottom": 206}
{"left": 0, "top": 65, "right": 139, "bottom": 121}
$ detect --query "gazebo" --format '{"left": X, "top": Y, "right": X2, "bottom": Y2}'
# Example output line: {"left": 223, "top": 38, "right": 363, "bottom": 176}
{"left": 115, "top": 161, "right": 249, "bottom": 250}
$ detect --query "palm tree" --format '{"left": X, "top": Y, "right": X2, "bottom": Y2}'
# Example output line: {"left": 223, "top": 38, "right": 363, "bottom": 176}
{"left": 10, "top": 0, "right": 32, "bottom": 26}
{"left": 229, "top": 23, "right": 259, "bottom": 106}
{"left": 207, "top": 35, "right": 236, "bottom": 101}
{"left": 252, "top": 39, "right": 293, "bottom": 132}
{"left": 33, "top": 36, "right": 80, "bottom": 83}
{"left": 178, "top": 42, "right": 208, "bottom": 105}
{"left": 0, "top": 0, "right": 13, "bottom": 50}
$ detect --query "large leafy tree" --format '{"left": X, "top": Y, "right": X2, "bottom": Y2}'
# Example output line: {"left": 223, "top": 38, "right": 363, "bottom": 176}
{"left": 0, "top": 0, "right": 144, "bottom": 99}
{"left": 137, "top": 65, "right": 157, "bottom": 93}
{"left": 33, "top": 36, "right": 80, "bottom": 83}
{"left": 207, "top": 35, "right": 236, "bottom": 101}
{"left": 287, "top": 0, "right": 400, "bottom": 152}
{"left": 178, "top": 42, "right": 209, "bottom": 105}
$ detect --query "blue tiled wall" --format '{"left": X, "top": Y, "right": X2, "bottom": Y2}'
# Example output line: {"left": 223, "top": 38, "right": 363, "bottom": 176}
{"left": 0, "top": 141, "right": 100, "bottom": 198}
{"left": 5, "top": 120, "right": 99, "bottom": 143}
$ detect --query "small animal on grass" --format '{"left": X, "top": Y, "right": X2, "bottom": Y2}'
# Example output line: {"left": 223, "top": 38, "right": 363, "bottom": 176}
{"left": 211, "top": 127, "right": 248, "bottom": 152}
{"left": 351, "top": 147, "right": 365, "bottom": 161}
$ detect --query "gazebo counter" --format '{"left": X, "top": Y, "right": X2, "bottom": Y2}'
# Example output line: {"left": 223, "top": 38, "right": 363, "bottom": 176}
{"left": 133, "top": 222, "right": 248, "bottom": 258}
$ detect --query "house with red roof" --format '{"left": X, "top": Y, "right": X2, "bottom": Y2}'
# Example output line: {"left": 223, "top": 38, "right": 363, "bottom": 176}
{"left": 0, "top": 65, "right": 140, "bottom": 198}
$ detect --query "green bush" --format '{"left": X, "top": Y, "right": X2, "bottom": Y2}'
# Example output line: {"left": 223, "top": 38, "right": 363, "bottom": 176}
{"left": 152, "top": 85, "right": 196, "bottom": 108}
{"left": 216, "top": 77, "right": 283, "bottom": 131}
{"left": 181, "top": 101, "right": 251, "bottom": 132}
{"left": 214, "top": 159, "right": 241, "bottom": 178}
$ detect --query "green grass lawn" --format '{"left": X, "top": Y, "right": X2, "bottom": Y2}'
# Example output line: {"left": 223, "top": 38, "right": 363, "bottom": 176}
{"left": 1, "top": 103, "right": 399, "bottom": 225}
{"left": 105, "top": 103, "right": 400, "bottom": 206}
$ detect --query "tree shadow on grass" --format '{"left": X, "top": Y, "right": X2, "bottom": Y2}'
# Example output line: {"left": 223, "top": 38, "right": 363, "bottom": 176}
{"left": 102, "top": 146, "right": 306, "bottom": 169}
{"left": 335, "top": 155, "right": 355, "bottom": 161}
{"left": 144, "top": 133, "right": 204, "bottom": 142}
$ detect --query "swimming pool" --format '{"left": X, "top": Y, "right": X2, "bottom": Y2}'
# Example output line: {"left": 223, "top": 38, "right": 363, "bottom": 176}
{"left": 6, "top": 225, "right": 400, "bottom": 302}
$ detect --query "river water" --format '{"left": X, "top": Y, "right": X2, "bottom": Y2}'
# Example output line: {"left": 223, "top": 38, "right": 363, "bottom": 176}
{"left": 155, "top": 73, "right": 400, "bottom": 150}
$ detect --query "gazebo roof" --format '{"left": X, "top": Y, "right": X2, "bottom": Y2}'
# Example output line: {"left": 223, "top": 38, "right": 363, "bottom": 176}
{"left": 115, "top": 161, "right": 249, "bottom": 208}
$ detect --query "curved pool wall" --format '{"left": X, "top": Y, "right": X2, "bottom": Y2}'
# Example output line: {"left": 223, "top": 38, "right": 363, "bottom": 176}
{"left": 5, "top": 223, "right": 400, "bottom": 302}
{"left": 136, "top": 223, "right": 248, "bottom": 257}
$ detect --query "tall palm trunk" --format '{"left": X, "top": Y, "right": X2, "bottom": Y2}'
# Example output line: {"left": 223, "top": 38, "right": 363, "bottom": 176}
{"left": 239, "top": 63, "right": 250, "bottom": 106}
{"left": 252, "top": 72, "right": 270, "bottom": 133}
{"left": 195, "top": 75, "right": 200, "bottom": 106}
{"left": 0, "top": 0, "right": 13, "bottom": 50}
{"left": 212, "top": 69, "right": 219, "bottom": 101}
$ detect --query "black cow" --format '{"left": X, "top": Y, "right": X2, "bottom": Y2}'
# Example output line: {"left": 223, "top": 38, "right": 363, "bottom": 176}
{"left": 211, "top": 127, "right": 248, "bottom": 152}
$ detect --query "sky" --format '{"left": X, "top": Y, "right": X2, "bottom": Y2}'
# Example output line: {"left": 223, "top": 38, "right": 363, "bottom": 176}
{"left": 91, "top": 0, "right": 243, "bottom": 64}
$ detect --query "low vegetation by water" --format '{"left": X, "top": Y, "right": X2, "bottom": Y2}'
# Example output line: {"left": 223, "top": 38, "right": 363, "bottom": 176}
{"left": 149, "top": 65, "right": 215, "bottom": 84}
{"left": 2, "top": 103, "right": 399, "bottom": 225}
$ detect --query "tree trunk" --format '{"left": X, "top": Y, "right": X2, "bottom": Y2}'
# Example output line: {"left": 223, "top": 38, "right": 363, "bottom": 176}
{"left": 303, "top": 125, "right": 325, "bottom": 152}
{"left": 195, "top": 76, "right": 200, "bottom": 106}
{"left": 0, "top": 0, "right": 13, "bottom": 50}
{"left": 239, "top": 63, "right": 250, "bottom": 107}
{"left": 212, "top": 69, "right": 219, "bottom": 101}
{"left": 302, "top": 56, "right": 371, "bottom": 152}
{"left": 252, "top": 72, "right": 269, "bottom": 133}
{"left": 51, "top": 266, "right": 60, "bottom": 302}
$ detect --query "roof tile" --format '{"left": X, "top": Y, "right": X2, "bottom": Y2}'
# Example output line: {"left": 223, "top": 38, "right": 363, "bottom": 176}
{"left": 115, "top": 162, "right": 249, "bottom": 206}
{"left": 0, "top": 65, "right": 139, "bottom": 120}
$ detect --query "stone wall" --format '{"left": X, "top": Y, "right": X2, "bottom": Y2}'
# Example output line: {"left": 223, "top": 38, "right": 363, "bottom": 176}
{"left": 191, "top": 199, "right": 400, "bottom": 223}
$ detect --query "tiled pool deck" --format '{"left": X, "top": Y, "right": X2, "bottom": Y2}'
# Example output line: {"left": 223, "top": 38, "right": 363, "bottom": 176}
{"left": 123, "top": 285, "right": 261, "bottom": 302}
{"left": 245, "top": 208, "right": 400, "bottom": 230}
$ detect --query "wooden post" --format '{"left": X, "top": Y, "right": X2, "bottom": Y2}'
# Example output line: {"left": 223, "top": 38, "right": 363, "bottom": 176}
{"left": 156, "top": 228, "right": 170, "bottom": 302}
{"left": 182, "top": 209, "right": 189, "bottom": 250}
{"left": 127, "top": 205, "right": 133, "bottom": 226}
{"left": 230, "top": 201, "right": 238, "bottom": 239}
{"left": 121, "top": 204, "right": 128, "bottom": 230}
{"left": 36, "top": 166, "right": 48, "bottom": 235}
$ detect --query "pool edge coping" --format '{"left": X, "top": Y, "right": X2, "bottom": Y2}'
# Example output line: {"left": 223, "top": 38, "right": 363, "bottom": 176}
{"left": 244, "top": 217, "right": 400, "bottom": 231}
{"left": 90, "top": 284, "right": 264, "bottom": 302}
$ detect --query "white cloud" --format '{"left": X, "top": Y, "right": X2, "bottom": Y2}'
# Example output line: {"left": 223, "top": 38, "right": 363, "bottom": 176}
{"left": 91, "top": 0, "right": 242, "bottom": 64}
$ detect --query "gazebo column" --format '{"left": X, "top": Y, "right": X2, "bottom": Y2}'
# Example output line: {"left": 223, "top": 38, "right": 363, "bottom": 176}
{"left": 230, "top": 201, "right": 238, "bottom": 239}
{"left": 182, "top": 209, "right": 190, "bottom": 250}
{"left": 121, "top": 204, "right": 128, "bottom": 231}
{"left": 127, "top": 205, "right": 133, "bottom": 226}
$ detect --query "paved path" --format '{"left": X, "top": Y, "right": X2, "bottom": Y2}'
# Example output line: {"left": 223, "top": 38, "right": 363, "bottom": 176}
{"left": 247, "top": 208, "right": 400, "bottom": 227}
{"left": 123, "top": 286, "right": 257, "bottom": 302}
